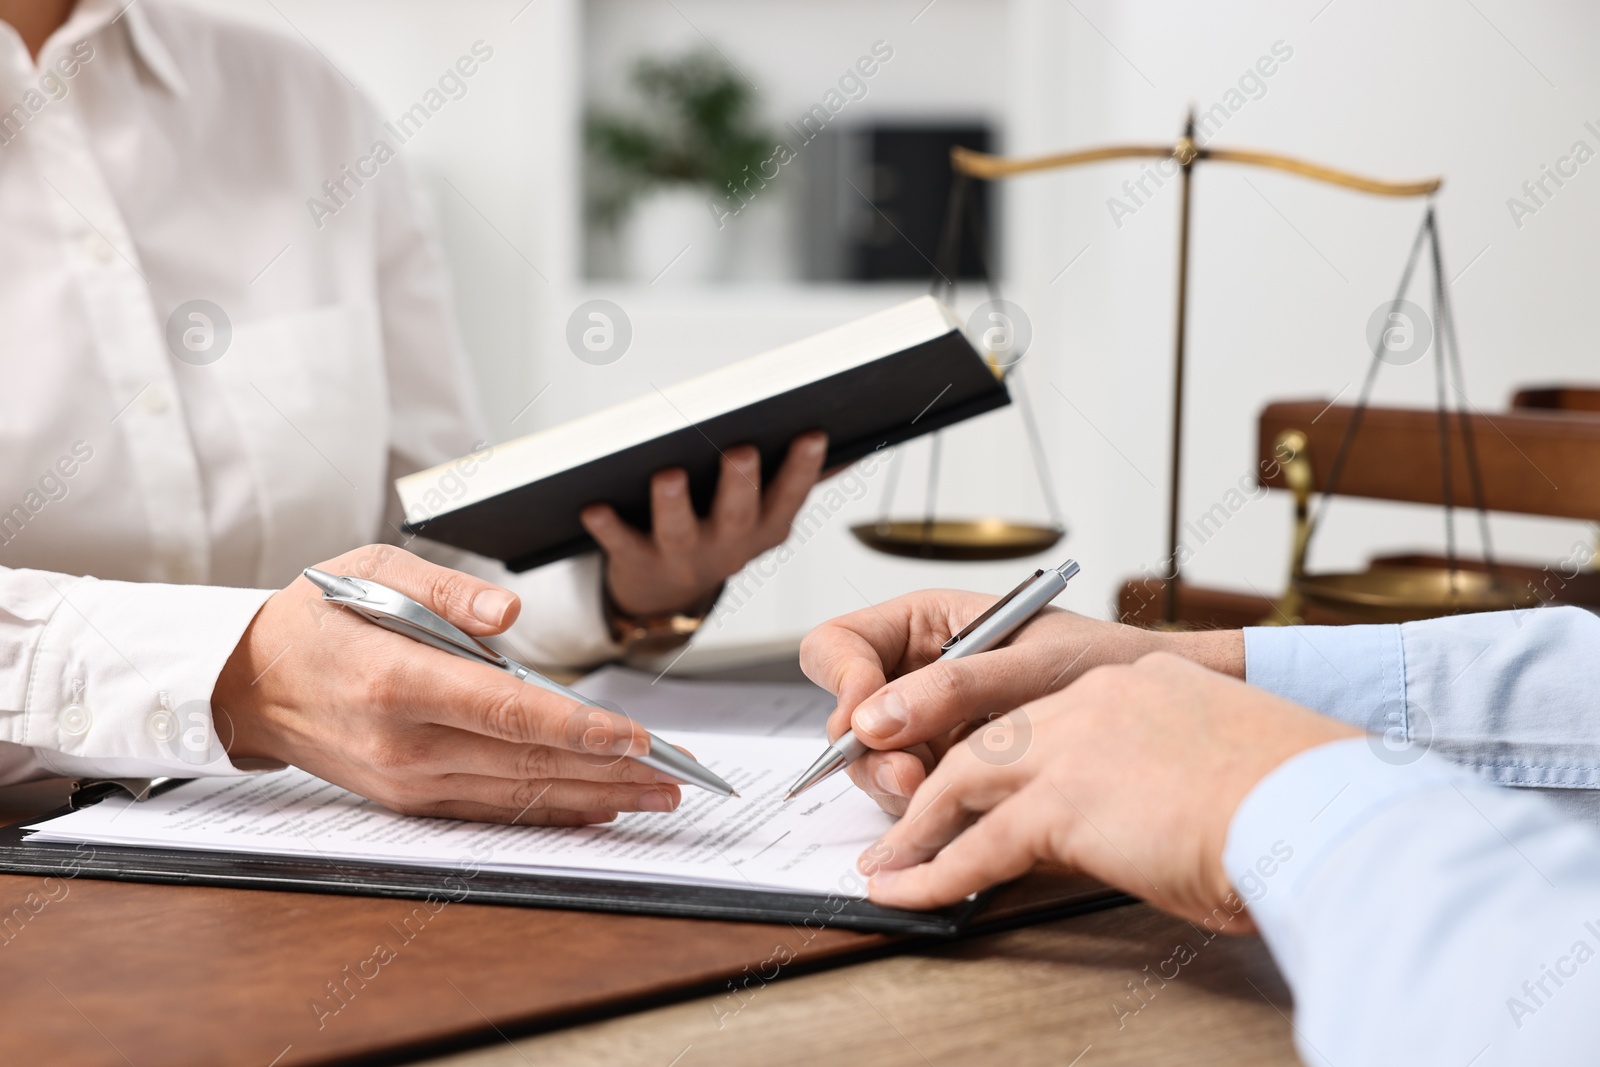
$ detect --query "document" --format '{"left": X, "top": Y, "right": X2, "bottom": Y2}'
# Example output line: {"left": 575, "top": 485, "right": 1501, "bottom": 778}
{"left": 572, "top": 665, "right": 836, "bottom": 737}
{"left": 25, "top": 674, "right": 887, "bottom": 899}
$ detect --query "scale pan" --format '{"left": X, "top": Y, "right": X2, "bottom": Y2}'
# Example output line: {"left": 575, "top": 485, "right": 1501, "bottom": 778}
{"left": 850, "top": 519, "right": 1065, "bottom": 561}
{"left": 1295, "top": 565, "right": 1539, "bottom": 624}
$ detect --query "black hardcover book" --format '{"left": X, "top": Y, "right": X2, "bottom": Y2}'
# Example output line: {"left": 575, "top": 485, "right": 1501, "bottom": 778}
{"left": 398, "top": 297, "right": 1009, "bottom": 571}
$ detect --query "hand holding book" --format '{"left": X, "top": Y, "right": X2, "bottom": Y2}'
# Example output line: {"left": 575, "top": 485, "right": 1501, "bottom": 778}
{"left": 582, "top": 432, "right": 828, "bottom": 619}
{"left": 399, "top": 297, "right": 1008, "bottom": 572}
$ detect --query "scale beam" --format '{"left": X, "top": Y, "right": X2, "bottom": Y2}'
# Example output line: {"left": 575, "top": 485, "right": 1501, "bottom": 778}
{"left": 947, "top": 120, "right": 1443, "bottom": 624}
{"left": 951, "top": 143, "right": 1442, "bottom": 197}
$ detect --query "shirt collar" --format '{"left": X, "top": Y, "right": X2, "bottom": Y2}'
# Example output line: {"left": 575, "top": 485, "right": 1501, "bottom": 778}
{"left": 55, "top": 0, "right": 189, "bottom": 97}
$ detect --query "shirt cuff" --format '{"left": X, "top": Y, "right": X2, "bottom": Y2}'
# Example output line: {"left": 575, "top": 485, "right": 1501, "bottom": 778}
{"left": 20, "top": 575, "right": 274, "bottom": 779}
{"left": 491, "top": 552, "right": 623, "bottom": 668}
{"left": 1223, "top": 737, "right": 1467, "bottom": 978}
{"left": 1243, "top": 622, "right": 1404, "bottom": 733}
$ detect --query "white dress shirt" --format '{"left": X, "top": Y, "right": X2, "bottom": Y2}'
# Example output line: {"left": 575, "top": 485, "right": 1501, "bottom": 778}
{"left": 0, "top": 1, "right": 617, "bottom": 785}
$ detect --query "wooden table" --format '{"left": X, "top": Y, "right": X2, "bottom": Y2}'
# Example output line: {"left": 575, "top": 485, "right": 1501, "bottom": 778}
{"left": 413, "top": 903, "right": 1299, "bottom": 1067}
{"left": 0, "top": 779, "right": 1297, "bottom": 1067}
{"left": 0, "top": 650, "right": 1299, "bottom": 1066}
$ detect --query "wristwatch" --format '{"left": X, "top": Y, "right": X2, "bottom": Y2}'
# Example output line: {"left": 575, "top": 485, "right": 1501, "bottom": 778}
{"left": 602, "top": 581, "right": 724, "bottom": 657}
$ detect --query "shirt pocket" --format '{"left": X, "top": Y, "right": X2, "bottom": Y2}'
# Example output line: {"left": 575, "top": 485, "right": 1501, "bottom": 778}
{"left": 214, "top": 299, "right": 390, "bottom": 586}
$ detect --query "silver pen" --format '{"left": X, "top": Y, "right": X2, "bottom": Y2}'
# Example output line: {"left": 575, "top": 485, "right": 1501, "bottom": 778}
{"left": 784, "top": 559, "right": 1080, "bottom": 801}
{"left": 303, "top": 568, "right": 737, "bottom": 798}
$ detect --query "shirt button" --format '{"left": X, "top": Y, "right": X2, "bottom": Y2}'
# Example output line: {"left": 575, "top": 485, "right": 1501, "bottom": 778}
{"left": 142, "top": 386, "right": 169, "bottom": 414}
{"left": 61, "top": 703, "right": 92, "bottom": 737}
{"left": 147, "top": 706, "right": 179, "bottom": 743}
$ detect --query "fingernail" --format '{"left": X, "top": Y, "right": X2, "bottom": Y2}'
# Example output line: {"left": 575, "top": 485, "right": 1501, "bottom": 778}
{"left": 638, "top": 790, "right": 678, "bottom": 813}
{"left": 653, "top": 770, "right": 682, "bottom": 785}
{"left": 472, "top": 589, "right": 516, "bottom": 625}
{"left": 804, "top": 434, "right": 827, "bottom": 458}
{"left": 870, "top": 869, "right": 900, "bottom": 889}
{"left": 583, "top": 508, "right": 611, "bottom": 527}
{"left": 662, "top": 475, "right": 686, "bottom": 496}
{"left": 582, "top": 811, "right": 615, "bottom": 824}
{"left": 874, "top": 761, "right": 902, "bottom": 797}
{"left": 854, "top": 693, "right": 906, "bottom": 738}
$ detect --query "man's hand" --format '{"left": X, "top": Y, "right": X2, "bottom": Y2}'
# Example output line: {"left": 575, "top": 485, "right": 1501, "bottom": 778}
{"left": 214, "top": 546, "right": 680, "bottom": 825}
{"left": 861, "top": 653, "right": 1361, "bottom": 925}
{"left": 581, "top": 433, "right": 827, "bottom": 618}
{"left": 800, "top": 588, "right": 1245, "bottom": 814}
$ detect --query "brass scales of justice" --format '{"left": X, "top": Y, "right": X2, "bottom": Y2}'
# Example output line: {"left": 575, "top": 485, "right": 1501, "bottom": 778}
{"left": 851, "top": 110, "right": 1533, "bottom": 626}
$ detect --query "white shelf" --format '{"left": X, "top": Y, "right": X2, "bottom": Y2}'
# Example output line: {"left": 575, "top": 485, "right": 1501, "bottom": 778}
{"left": 568, "top": 280, "right": 930, "bottom": 314}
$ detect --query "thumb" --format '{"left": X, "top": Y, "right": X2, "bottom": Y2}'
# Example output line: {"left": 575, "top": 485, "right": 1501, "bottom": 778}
{"left": 313, "top": 547, "right": 521, "bottom": 636}
{"left": 800, "top": 627, "right": 890, "bottom": 742}
{"left": 849, "top": 645, "right": 1056, "bottom": 750}
{"left": 824, "top": 664, "right": 887, "bottom": 743}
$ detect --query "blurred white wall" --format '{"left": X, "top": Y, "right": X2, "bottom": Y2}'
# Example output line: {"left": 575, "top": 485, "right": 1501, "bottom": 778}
{"left": 181, "top": 0, "right": 1600, "bottom": 642}
{"left": 1046, "top": 0, "right": 1600, "bottom": 620}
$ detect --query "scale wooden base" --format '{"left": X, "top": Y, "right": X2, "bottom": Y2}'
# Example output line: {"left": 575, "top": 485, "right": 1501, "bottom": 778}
{"left": 1119, "top": 554, "right": 1584, "bottom": 630}
{"left": 1120, "top": 390, "right": 1600, "bottom": 630}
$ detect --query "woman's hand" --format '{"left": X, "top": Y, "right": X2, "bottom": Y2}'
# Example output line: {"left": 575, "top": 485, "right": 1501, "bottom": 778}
{"left": 581, "top": 433, "right": 828, "bottom": 617}
{"left": 215, "top": 545, "right": 679, "bottom": 824}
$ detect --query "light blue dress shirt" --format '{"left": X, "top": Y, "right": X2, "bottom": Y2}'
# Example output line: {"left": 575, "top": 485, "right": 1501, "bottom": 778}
{"left": 1244, "top": 605, "right": 1600, "bottom": 818}
{"left": 1227, "top": 606, "right": 1600, "bottom": 1064}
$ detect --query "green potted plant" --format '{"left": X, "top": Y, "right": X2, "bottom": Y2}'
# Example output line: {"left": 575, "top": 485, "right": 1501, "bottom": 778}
{"left": 587, "top": 49, "right": 776, "bottom": 280}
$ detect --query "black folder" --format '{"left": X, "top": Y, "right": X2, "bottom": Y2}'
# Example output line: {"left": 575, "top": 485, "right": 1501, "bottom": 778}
{"left": 0, "top": 792, "right": 985, "bottom": 936}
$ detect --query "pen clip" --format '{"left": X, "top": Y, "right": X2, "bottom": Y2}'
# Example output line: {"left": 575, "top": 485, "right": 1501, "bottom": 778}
{"left": 940, "top": 569, "right": 1045, "bottom": 653}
